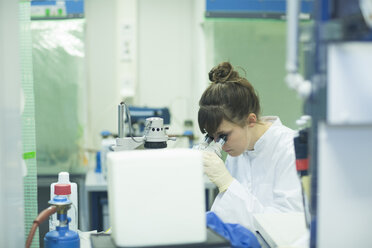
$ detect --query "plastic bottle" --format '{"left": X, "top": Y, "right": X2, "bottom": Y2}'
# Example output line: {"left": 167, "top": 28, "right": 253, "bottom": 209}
{"left": 46, "top": 184, "right": 80, "bottom": 248}
{"left": 183, "top": 120, "right": 194, "bottom": 148}
{"left": 95, "top": 151, "right": 102, "bottom": 173}
{"left": 49, "top": 172, "right": 78, "bottom": 231}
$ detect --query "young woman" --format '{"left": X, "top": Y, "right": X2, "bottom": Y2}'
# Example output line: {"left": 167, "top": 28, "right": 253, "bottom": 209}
{"left": 199, "top": 62, "right": 303, "bottom": 230}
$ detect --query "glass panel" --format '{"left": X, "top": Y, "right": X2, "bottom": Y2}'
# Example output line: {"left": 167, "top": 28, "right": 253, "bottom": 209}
{"left": 204, "top": 19, "right": 303, "bottom": 129}
{"left": 31, "top": 19, "right": 87, "bottom": 175}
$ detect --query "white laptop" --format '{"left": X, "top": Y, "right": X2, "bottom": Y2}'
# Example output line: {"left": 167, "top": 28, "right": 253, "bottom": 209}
{"left": 107, "top": 148, "right": 207, "bottom": 247}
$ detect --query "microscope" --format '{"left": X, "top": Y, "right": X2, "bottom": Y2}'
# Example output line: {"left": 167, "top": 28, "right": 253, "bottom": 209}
{"left": 194, "top": 133, "right": 227, "bottom": 158}
{"left": 110, "top": 102, "right": 175, "bottom": 151}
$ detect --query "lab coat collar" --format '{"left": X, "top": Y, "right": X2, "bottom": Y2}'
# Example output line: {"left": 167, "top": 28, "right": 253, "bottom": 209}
{"left": 245, "top": 116, "right": 281, "bottom": 158}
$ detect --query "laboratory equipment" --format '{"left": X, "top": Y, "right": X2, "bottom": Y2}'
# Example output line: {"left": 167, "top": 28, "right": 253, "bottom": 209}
{"left": 45, "top": 184, "right": 80, "bottom": 248}
{"left": 107, "top": 149, "right": 206, "bottom": 247}
{"left": 99, "top": 131, "right": 115, "bottom": 176}
{"left": 204, "top": 135, "right": 227, "bottom": 158}
{"left": 293, "top": 116, "right": 311, "bottom": 229}
{"left": 193, "top": 134, "right": 213, "bottom": 150}
{"left": 285, "top": 0, "right": 312, "bottom": 99}
{"left": 50, "top": 172, "right": 78, "bottom": 232}
{"left": 126, "top": 105, "right": 170, "bottom": 136}
{"left": 95, "top": 151, "right": 101, "bottom": 173}
{"left": 111, "top": 102, "right": 175, "bottom": 151}
{"left": 183, "top": 119, "right": 195, "bottom": 148}
{"left": 26, "top": 184, "right": 80, "bottom": 248}
{"left": 286, "top": 0, "right": 372, "bottom": 246}
{"left": 194, "top": 134, "right": 227, "bottom": 158}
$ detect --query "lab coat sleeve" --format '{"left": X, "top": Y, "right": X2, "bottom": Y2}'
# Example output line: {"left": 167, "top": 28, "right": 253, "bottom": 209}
{"left": 268, "top": 136, "right": 303, "bottom": 213}
{"left": 211, "top": 179, "right": 265, "bottom": 230}
{"left": 211, "top": 133, "right": 303, "bottom": 230}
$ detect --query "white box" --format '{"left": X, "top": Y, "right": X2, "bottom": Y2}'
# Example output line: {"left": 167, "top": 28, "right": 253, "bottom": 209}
{"left": 107, "top": 148, "right": 206, "bottom": 247}
{"left": 317, "top": 123, "right": 372, "bottom": 247}
{"left": 327, "top": 42, "right": 372, "bottom": 124}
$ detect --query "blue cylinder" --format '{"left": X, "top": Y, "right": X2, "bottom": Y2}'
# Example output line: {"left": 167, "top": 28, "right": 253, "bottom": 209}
{"left": 95, "top": 151, "right": 102, "bottom": 173}
{"left": 44, "top": 225, "right": 80, "bottom": 248}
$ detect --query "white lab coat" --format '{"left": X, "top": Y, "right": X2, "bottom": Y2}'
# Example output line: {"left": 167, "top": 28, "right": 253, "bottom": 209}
{"left": 210, "top": 116, "right": 303, "bottom": 230}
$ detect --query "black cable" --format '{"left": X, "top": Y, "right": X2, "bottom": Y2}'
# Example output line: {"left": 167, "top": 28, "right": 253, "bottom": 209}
{"left": 122, "top": 101, "right": 144, "bottom": 143}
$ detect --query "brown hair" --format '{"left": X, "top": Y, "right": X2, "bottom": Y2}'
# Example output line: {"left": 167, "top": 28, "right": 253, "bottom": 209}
{"left": 198, "top": 62, "right": 261, "bottom": 135}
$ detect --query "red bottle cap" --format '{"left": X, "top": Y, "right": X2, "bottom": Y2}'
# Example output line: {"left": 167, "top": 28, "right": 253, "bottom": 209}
{"left": 54, "top": 184, "right": 71, "bottom": 195}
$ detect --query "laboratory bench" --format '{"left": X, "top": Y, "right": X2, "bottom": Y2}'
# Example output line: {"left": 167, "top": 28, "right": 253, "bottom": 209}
{"left": 77, "top": 229, "right": 230, "bottom": 248}
{"left": 37, "top": 172, "right": 308, "bottom": 248}
{"left": 77, "top": 212, "right": 308, "bottom": 248}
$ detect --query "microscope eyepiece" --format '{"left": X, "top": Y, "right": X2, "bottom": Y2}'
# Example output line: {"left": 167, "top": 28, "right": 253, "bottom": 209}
{"left": 215, "top": 134, "right": 227, "bottom": 146}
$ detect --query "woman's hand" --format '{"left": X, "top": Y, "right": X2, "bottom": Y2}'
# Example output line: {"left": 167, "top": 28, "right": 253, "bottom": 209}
{"left": 202, "top": 151, "right": 234, "bottom": 192}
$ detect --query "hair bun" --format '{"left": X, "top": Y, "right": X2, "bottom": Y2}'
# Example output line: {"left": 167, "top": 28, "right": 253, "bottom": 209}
{"left": 208, "top": 62, "right": 234, "bottom": 83}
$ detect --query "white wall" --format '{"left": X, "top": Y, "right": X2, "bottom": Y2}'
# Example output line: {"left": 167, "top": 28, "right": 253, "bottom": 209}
{"left": 116, "top": 0, "right": 138, "bottom": 99}
{"left": 136, "top": 0, "right": 205, "bottom": 135}
{"left": 85, "top": 0, "right": 206, "bottom": 149}
{"left": 85, "top": 0, "right": 121, "bottom": 149}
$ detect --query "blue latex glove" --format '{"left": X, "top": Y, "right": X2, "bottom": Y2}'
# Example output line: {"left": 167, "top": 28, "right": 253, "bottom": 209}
{"left": 206, "top": 211, "right": 261, "bottom": 248}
